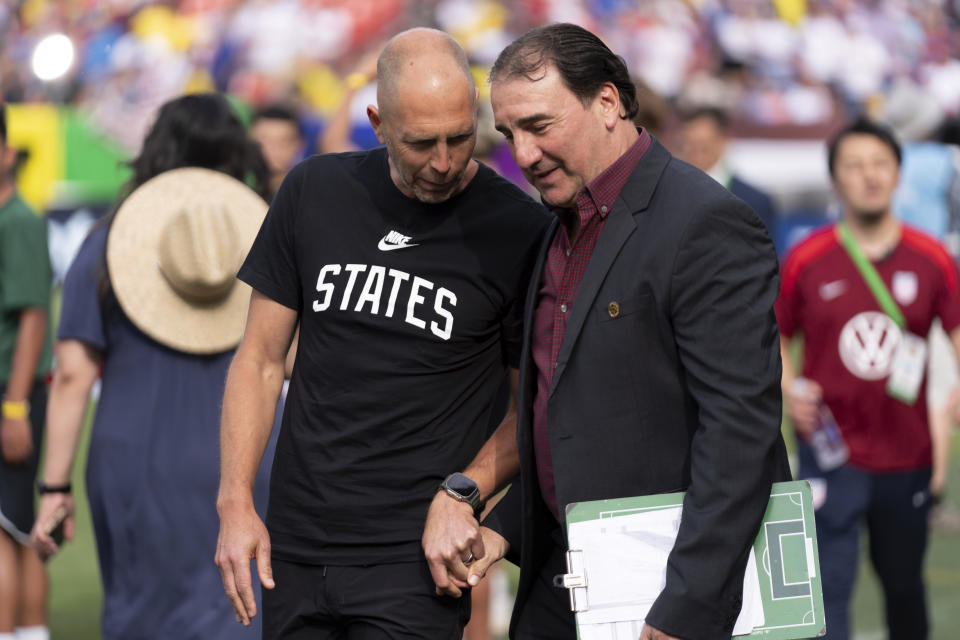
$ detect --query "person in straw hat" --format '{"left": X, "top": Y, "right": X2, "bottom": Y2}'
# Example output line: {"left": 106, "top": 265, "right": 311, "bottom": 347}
{"left": 30, "top": 93, "right": 275, "bottom": 640}
{"left": 214, "top": 28, "right": 549, "bottom": 639}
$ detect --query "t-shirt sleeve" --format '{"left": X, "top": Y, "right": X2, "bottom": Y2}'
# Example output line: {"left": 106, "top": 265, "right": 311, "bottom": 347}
{"left": 0, "top": 209, "right": 51, "bottom": 310}
{"left": 500, "top": 207, "right": 550, "bottom": 368}
{"left": 934, "top": 254, "right": 960, "bottom": 334}
{"left": 774, "top": 249, "right": 802, "bottom": 337}
{"left": 237, "top": 162, "right": 305, "bottom": 311}
{"left": 58, "top": 226, "right": 108, "bottom": 350}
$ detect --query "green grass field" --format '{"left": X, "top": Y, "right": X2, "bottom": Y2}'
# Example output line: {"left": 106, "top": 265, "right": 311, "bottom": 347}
{"left": 44, "top": 423, "right": 960, "bottom": 639}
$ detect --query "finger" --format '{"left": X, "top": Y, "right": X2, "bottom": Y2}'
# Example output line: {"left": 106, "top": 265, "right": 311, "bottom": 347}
{"left": 427, "top": 555, "right": 453, "bottom": 593}
{"left": 218, "top": 557, "right": 250, "bottom": 626}
{"left": 64, "top": 516, "right": 76, "bottom": 542}
{"left": 434, "top": 571, "right": 464, "bottom": 598}
{"left": 469, "top": 531, "right": 486, "bottom": 562}
{"left": 446, "top": 556, "right": 472, "bottom": 584}
{"left": 435, "top": 583, "right": 463, "bottom": 598}
{"left": 467, "top": 554, "right": 497, "bottom": 586}
{"left": 32, "top": 531, "right": 55, "bottom": 560}
{"left": 234, "top": 556, "right": 259, "bottom": 621}
{"left": 256, "top": 539, "right": 275, "bottom": 589}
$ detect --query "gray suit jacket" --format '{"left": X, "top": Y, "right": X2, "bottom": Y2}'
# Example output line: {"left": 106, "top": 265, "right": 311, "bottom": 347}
{"left": 487, "top": 139, "right": 791, "bottom": 640}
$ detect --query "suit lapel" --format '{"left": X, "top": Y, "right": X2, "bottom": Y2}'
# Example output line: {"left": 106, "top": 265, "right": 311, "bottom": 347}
{"left": 549, "top": 140, "right": 672, "bottom": 397}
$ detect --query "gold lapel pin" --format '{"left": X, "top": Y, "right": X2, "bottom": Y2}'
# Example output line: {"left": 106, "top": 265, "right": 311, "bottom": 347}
{"left": 608, "top": 301, "right": 620, "bottom": 318}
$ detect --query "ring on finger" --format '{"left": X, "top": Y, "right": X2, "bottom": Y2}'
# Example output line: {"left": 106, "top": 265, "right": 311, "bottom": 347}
{"left": 465, "top": 552, "right": 474, "bottom": 565}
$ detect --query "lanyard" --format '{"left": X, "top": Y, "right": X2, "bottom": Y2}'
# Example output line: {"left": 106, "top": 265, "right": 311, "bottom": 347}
{"left": 836, "top": 222, "right": 906, "bottom": 330}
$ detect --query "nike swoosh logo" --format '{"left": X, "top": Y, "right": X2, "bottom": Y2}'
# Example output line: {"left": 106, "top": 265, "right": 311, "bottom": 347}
{"left": 377, "top": 238, "right": 420, "bottom": 251}
{"left": 819, "top": 280, "right": 846, "bottom": 301}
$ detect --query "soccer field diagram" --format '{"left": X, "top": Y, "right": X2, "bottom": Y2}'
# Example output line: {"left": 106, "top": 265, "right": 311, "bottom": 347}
{"left": 566, "top": 480, "right": 825, "bottom": 639}
{"left": 749, "top": 485, "right": 826, "bottom": 638}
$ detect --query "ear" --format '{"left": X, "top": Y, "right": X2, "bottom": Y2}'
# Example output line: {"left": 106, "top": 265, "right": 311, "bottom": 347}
{"left": 367, "top": 105, "right": 386, "bottom": 144}
{"left": 0, "top": 145, "right": 16, "bottom": 175}
{"left": 596, "top": 82, "right": 622, "bottom": 130}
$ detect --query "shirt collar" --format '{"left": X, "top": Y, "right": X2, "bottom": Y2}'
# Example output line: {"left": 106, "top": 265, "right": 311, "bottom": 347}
{"left": 555, "top": 128, "right": 653, "bottom": 230}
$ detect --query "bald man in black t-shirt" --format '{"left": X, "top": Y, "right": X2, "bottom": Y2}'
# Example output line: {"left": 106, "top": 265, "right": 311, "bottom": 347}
{"left": 215, "top": 28, "right": 548, "bottom": 640}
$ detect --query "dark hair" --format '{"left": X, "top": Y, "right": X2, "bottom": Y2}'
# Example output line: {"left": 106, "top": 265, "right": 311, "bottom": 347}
{"left": 0, "top": 104, "right": 6, "bottom": 144}
{"left": 490, "top": 23, "right": 638, "bottom": 121}
{"left": 251, "top": 104, "right": 303, "bottom": 139}
{"left": 827, "top": 116, "right": 902, "bottom": 177}
{"left": 123, "top": 93, "right": 268, "bottom": 199}
{"left": 680, "top": 106, "right": 730, "bottom": 131}
{"left": 98, "top": 93, "right": 269, "bottom": 302}
{"left": 937, "top": 117, "right": 960, "bottom": 146}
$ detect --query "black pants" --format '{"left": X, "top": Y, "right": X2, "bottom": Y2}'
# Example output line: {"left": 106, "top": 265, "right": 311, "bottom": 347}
{"left": 262, "top": 558, "right": 470, "bottom": 639}
{"left": 0, "top": 382, "right": 47, "bottom": 541}
{"left": 514, "top": 527, "right": 577, "bottom": 639}
{"left": 799, "top": 443, "right": 932, "bottom": 640}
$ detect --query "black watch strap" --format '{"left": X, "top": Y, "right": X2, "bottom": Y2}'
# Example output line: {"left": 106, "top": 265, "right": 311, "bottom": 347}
{"left": 37, "top": 481, "right": 72, "bottom": 494}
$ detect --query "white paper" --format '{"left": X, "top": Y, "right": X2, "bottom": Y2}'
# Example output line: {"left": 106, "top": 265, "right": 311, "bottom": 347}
{"left": 567, "top": 506, "right": 765, "bottom": 637}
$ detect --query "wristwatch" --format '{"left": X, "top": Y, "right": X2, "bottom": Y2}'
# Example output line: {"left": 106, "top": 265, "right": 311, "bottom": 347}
{"left": 439, "top": 472, "right": 485, "bottom": 516}
{"left": 37, "top": 481, "right": 72, "bottom": 495}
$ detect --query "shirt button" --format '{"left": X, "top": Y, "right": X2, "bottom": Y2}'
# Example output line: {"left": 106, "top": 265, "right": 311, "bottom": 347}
{"left": 600, "top": 205, "right": 608, "bottom": 213}
{"left": 565, "top": 248, "right": 571, "bottom": 256}
{"left": 560, "top": 303, "right": 568, "bottom": 313}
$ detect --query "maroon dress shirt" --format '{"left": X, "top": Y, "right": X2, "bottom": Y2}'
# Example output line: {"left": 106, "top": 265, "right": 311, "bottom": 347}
{"left": 531, "top": 129, "right": 652, "bottom": 520}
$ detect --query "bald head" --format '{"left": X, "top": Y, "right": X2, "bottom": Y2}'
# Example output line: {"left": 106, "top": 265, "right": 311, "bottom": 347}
{"left": 376, "top": 28, "right": 475, "bottom": 116}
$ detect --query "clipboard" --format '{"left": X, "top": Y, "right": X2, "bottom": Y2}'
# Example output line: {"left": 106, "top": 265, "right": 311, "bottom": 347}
{"left": 559, "top": 480, "right": 826, "bottom": 639}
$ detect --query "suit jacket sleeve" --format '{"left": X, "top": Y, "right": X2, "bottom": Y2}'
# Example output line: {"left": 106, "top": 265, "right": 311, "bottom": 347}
{"left": 645, "top": 198, "right": 787, "bottom": 640}
{"left": 481, "top": 476, "right": 523, "bottom": 566}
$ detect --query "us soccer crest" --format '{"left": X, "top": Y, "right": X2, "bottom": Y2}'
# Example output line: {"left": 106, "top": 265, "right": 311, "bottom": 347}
{"left": 892, "top": 271, "right": 918, "bottom": 306}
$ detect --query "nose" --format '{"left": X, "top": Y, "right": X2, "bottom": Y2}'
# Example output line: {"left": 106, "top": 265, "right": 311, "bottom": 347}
{"left": 511, "top": 133, "right": 542, "bottom": 171}
{"left": 430, "top": 142, "right": 451, "bottom": 175}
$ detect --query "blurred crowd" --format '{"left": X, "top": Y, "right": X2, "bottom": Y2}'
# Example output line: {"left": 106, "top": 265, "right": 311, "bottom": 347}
{"left": 2, "top": 0, "right": 959, "bottom": 155}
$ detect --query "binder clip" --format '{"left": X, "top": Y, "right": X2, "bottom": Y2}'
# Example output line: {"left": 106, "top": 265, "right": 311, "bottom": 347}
{"left": 553, "top": 549, "right": 589, "bottom": 612}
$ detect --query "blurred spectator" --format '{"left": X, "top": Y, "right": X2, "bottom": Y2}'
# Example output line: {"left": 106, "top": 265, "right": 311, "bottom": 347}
{"left": 2, "top": 0, "right": 957, "bottom": 144}
{"left": 880, "top": 80, "right": 960, "bottom": 533}
{"left": 676, "top": 106, "right": 779, "bottom": 248}
{"left": 250, "top": 104, "right": 305, "bottom": 199}
{"left": 778, "top": 117, "right": 960, "bottom": 640}
{"left": 29, "top": 93, "right": 276, "bottom": 640}
{"left": 0, "top": 104, "right": 53, "bottom": 640}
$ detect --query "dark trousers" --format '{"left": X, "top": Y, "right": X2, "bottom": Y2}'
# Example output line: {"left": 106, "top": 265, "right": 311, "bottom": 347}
{"left": 262, "top": 558, "right": 469, "bottom": 640}
{"left": 798, "top": 443, "right": 932, "bottom": 640}
{"left": 0, "top": 382, "right": 47, "bottom": 539}
{"left": 514, "top": 527, "right": 577, "bottom": 639}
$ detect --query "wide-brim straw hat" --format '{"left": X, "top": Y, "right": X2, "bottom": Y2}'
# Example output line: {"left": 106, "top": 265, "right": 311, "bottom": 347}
{"left": 107, "top": 167, "right": 268, "bottom": 355}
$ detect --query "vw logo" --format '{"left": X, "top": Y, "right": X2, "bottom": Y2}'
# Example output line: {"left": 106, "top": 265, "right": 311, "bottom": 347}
{"left": 838, "top": 311, "right": 902, "bottom": 380}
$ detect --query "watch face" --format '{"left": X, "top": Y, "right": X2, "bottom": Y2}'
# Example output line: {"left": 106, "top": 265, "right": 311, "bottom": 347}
{"left": 447, "top": 472, "right": 478, "bottom": 497}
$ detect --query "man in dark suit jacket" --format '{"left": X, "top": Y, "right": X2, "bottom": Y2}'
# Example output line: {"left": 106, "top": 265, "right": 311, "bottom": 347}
{"left": 422, "top": 24, "right": 791, "bottom": 640}
{"left": 676, "top": 106, "right": 781, "bottom": 254}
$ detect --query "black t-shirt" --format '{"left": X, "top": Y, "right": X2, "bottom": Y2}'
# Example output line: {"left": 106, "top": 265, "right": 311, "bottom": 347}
{"left": 239, "top": 148, "right": 550, "bottom": 564}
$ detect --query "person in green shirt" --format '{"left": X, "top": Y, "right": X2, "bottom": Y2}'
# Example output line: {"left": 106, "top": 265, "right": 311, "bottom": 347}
{"left": 0, "top": 105, "right": 53, "bottom": 640}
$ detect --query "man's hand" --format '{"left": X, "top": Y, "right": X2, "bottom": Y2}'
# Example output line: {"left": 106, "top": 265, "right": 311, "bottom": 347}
{"left": 215, "top": 501, "right": 274, "bottom": 626}
{"left": 638, "top": 624, "right": 684, "bottom": 640}
{"left": 783, "top": 378, "right": 822, "bottom": 438}
{"left": 433, "top": 526, "right": 509, "bottom": 598}
{"left": 30, "top": 493, "right": 75, "bottom": 560}
{"left": 464, "top": 526, "right": 508, "bottom": 586}
{"left": 1, "top": 416, "right": 33, "bottom": 463}
{"left": 423, "top": 490, "right": 484, "bottom": 597}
